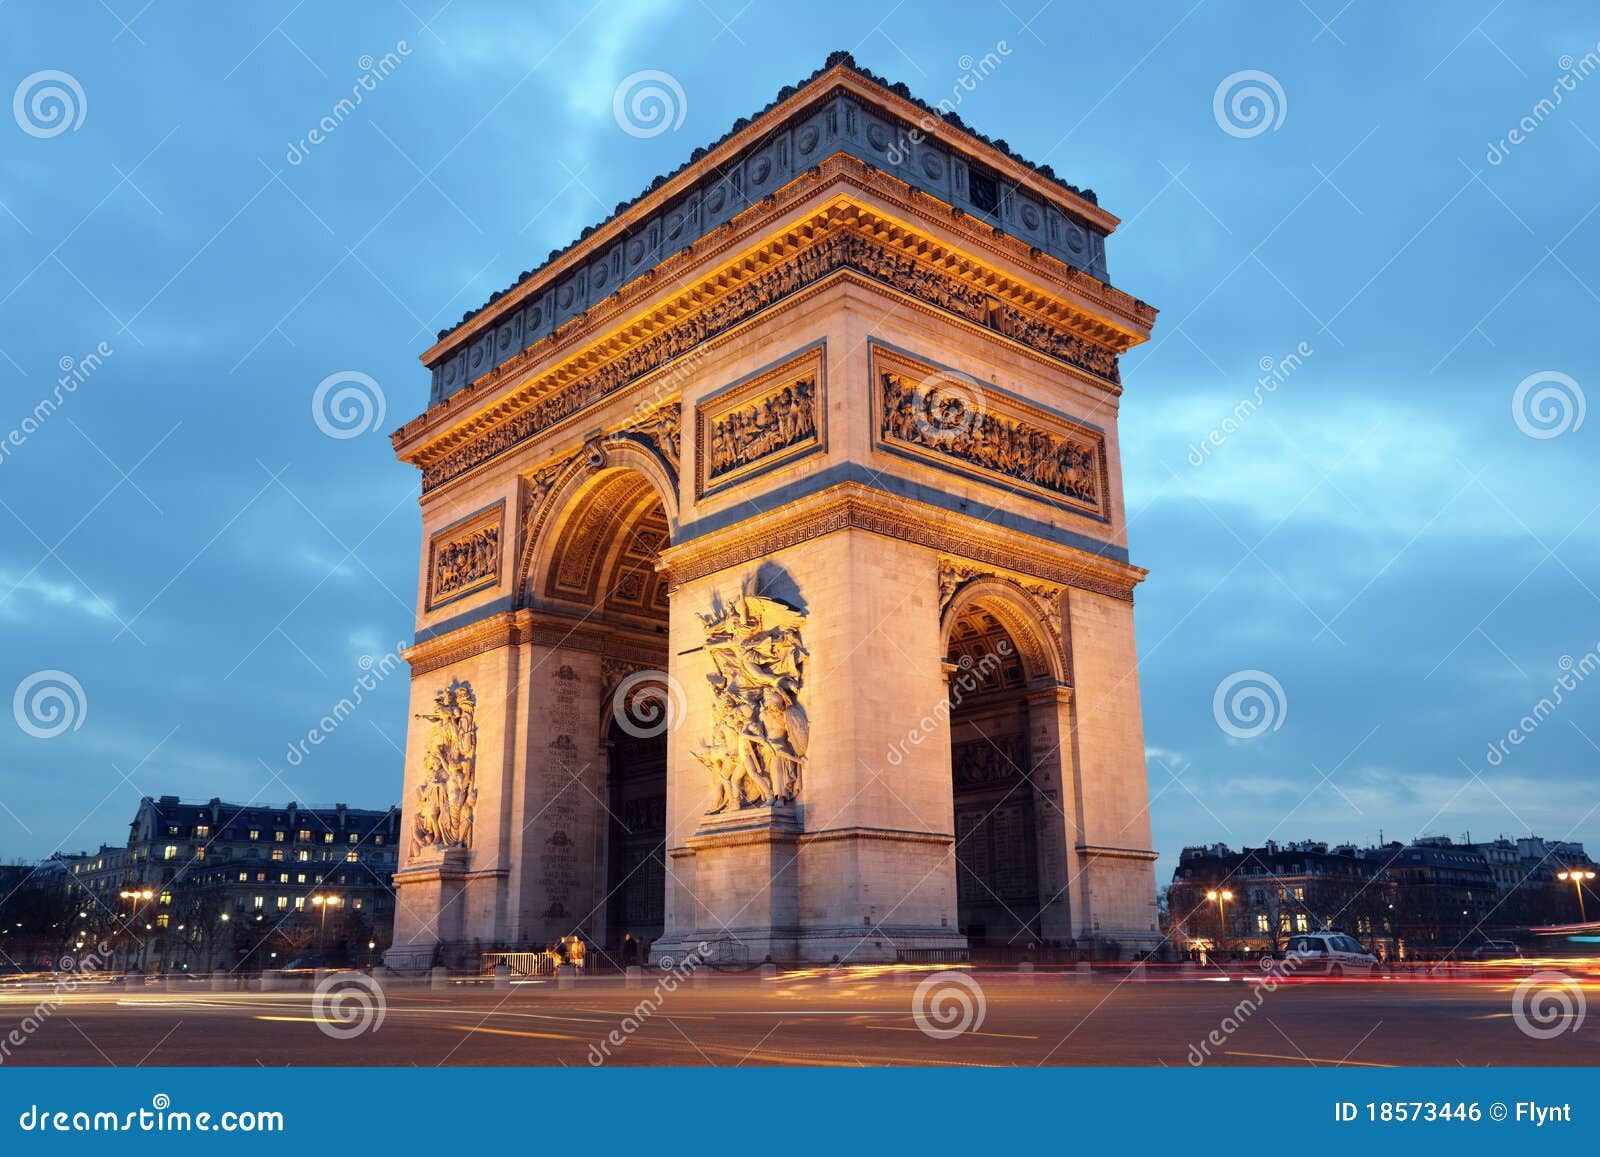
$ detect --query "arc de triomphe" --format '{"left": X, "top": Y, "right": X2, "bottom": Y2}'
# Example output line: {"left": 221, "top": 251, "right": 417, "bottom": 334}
{"left": 385, "top": 53, "right": 1160, "bottom": 969}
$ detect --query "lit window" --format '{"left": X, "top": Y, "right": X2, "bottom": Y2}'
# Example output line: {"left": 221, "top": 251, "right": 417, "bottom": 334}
{"left": 163, "top": 846, "right": 177, "bottom": 860}
{"left": 279, "top": 873, "right": 289, "bottom": 884}
{"left": 346, "top": 850, "right": 359, "bottom": 863}
{"left": 297, "top": 850, "right": 310, "bottom": 862}
{"left": 248, "top": 829, "right": 260, "bottom": 841}
{"left": 255, "top": 872, "right": 266, "bottom": 882}
{"left": 274, "top": 831, "right": 285, "bottom": 843}
{"left": 159, "top": 891, "right": 172, "bottom": 906}
{"left": 271, "top": 849, "right": 284, "bottom": 862}
{"left": 252, "top": 896, "right": 264, "bottom": 910}
{"left": 276, "top": 896, "right": 288, "bottom": 911}
{"left": 353, "top": 897, "right": 364, "bottom": 910}
{"left": 374, "top": 835, "right": 384, "bottom": 846}
{"left": 237, "top": 872, "right": 248, "bottom": 882}
{"left": 1295, "top": 914, "right": 1309, "bottom": 932}
{"left": 194, "top": 846, "right": 206, "bottom": 861}
{"left": 297, "top": 829, "right": 311, "bottom": 842}
{"left": 294, "top": 897, "right": 306, "bottom": 911}
{"left": 156, "top": 914, "right": 170, "bottom": 928}
{"left": 348, "top": 834, "right": 359, "bottom": 844}
{"left": 1256, "top": 914, "right": 1268, "bottom": 933}
{"left": 1293, "top": 887, "right": 1304, "bottom": 901}
{"left": 195, "top": 825, "right": 211, "bottom": 838}
{"left": 168, "top": 825, "right": 179, "bottom": 835}
{"left": 297, "top": 873, "right": 307, "bottom": 884}
{"left": 323, "top": 832, "right": 334, "bottom": 844}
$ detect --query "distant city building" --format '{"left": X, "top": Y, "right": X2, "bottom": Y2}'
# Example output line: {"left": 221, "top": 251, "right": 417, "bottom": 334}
{"left": 59, "top": 795, "right": 401, "bottom": 973}
{"left": 1168, "top": 834, "right": 1596, "bottom": 960}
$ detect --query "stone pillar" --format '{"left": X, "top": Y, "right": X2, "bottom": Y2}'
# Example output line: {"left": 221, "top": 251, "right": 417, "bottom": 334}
{"left": 1064, "top": 588, "right": 1160, "bottom": 954}
{"left": 1024, "top": 683, "right": 1083, "bottom": 945}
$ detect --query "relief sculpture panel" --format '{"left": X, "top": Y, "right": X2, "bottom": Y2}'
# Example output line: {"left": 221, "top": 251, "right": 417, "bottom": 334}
{"left": 873, "top": 345, "right": 1109, "bottom": 519}
{"left": 426, "top": 503, "right": 504, "bottom": 609}
{"left": 695, "top": 344, "right": 825, "bottom": 498}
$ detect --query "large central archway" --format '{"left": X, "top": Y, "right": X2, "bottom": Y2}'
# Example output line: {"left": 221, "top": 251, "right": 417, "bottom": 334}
{"left": 941, "top": 578, "right": 1073, "bottom": 959}
{"left": 519, "top": 457, "right": 675, "bottom": 964}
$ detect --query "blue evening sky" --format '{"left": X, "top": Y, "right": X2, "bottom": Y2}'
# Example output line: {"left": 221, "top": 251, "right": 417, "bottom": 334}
{"left": 1, "top": 3, "right": 1596, "bottom": 881}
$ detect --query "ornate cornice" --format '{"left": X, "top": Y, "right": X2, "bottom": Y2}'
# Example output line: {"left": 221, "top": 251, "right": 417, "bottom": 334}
{"left": 403, "top": 608, "right": 668, "bottom": 677}
{"left": 395, "top": 158, "right": 1154, "bottom": 461}
{"left": 658, "top": 482, "right": 1146, "bottom": 602}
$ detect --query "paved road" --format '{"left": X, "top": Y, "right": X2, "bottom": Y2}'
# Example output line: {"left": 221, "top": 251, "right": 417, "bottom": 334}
{"left": 0, "top": 971, "right": 1591, "bottom": 1067}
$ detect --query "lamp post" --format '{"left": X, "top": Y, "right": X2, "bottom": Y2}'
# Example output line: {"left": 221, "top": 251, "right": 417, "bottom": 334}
{"left": 310, "top": 894, "right": 342, "bottom": 954}
{"left": 117, "top": 888, "right": 153, "bottom": 974}
{"left": 1557, "top": 869, "right": 1596, "bottom": 923}
{"left": 1206, "top": 890, "right": 1233, "bottom": 956}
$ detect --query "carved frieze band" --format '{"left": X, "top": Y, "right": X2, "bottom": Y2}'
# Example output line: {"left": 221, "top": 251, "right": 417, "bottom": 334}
{"left": 695, "top": 343, "right": 825, "bottom": 498}
{"left": 425, "top": 502, "right": 504, "bottom": 610}
{"left": 873, "top": 344, "right": 1109, "bottom": 520}
{"left": 419, "top": 229, "right": 1120, "bottom": 492}
{"left": 662, "top": 487, "right": 1143, "bottom": 602}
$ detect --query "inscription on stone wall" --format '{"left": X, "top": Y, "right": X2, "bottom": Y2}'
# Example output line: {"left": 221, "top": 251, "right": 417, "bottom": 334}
{"left": 537, "top": 666, "right": 585, "bottom": 923}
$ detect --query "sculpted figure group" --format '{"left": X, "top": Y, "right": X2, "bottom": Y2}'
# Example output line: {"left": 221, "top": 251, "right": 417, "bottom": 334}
{"left": 431, "top": 526, "right": 499, "bottom": 600}
{"left": 881, "top": 371, "right": 1100, "bottom": 505}
{"left": 411, "top": 679, "right": 480, "bottom": 854}
{"left": 707, "top": 378, "right": 817, "bottom": 480}
{"left": 692, "top": 589, "right": 810, "bottom": 813}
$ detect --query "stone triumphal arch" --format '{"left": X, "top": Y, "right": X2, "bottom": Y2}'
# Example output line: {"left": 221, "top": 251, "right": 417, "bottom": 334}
{"left": 385, "top": 53, "right": 1160, "bottom": 969}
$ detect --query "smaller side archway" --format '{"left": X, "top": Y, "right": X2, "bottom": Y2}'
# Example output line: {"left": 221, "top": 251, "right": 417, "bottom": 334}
{"left": 939, "top": 578, "right": 1072, "bottom": 956}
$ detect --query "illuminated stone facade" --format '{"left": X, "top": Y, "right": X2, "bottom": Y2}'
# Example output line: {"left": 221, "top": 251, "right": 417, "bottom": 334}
{"left": 385, "top": 54, "right": 1160, "bottom": 968}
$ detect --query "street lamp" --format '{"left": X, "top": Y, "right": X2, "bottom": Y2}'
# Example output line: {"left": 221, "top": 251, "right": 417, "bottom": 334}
{"left": 1206, "top": 890, "right": 1234, "bottom": 955}
{"left": 118, "top": 888, "right": 154, "bottom": 974}
{"left": 1557, "top": 870, "right": 1597, "bottom": 922}
{"left": 310, "top": 894, "right": 342, "bottom": 951}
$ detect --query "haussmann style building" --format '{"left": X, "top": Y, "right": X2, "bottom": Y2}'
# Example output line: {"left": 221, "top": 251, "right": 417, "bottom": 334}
{"left": 384, "top": 53, "right": 1161, "bottom": 969}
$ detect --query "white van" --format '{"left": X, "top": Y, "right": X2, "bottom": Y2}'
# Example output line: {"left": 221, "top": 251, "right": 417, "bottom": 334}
{"left": 1283, "top": 932, "right": 1379, "bottom": 977}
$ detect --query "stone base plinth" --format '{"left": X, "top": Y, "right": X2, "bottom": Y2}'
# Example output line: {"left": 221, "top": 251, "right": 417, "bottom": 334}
{"left": 386, "top": 846, "right": 470, "bottom": 972}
